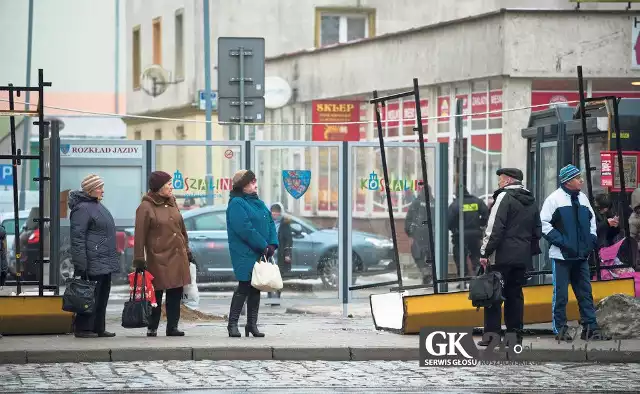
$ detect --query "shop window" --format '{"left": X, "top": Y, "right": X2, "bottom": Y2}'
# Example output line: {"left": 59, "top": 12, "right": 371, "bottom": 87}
{"left": 316, "top": 8, "right": 375, "bottom": 47}
{"left": 437, "top": 86, "right": 450, "bottom": 134}
{"left": 133, "top": 130, "right": 141, "bottom": 140}
{"left": 471, "top": 81, "right": 488, "bottom": 131}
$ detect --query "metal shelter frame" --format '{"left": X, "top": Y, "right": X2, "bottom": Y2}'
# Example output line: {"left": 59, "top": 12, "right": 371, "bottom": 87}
{"left": 0, "top": 69, "right": 58, "bottom": 296}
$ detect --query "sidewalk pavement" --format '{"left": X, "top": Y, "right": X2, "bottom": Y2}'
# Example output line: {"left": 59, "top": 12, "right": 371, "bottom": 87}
{"left": 0, "top": 312, "right": 638, "bottom": 365}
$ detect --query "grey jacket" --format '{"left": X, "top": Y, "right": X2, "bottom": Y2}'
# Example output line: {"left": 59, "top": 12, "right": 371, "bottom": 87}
{"left": 69, "top": 191, "right": 120, "bottom": 276}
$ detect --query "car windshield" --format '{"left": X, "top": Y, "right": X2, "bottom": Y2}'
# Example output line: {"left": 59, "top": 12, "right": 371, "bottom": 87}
{"left": 290, "top": 215, "right": 318, "bottom": 232}
{"left": 1, "top": 219, "right": 27, "bottom": 235}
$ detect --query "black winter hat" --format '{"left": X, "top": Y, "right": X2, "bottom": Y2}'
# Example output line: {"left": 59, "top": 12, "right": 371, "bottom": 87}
{"left": 496, "top": 168, "right": 523, "bottom": 181}
{"left": 148, "top": 171, "right": 172, "bottom": 192}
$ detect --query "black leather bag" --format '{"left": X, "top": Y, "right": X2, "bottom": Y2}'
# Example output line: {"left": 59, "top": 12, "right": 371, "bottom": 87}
{"left": 62, "top": 276, "right": 97, "bottom": 315}
{"left": 468, "top": 266, "right": 505, "bottom": 311}
{"left": 121, "top": 271, "right": 152, "bottom": 328}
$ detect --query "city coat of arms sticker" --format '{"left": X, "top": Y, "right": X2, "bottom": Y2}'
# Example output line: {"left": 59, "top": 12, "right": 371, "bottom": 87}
{"left": 282, "top": 170, "right": 311, "bottom": 199}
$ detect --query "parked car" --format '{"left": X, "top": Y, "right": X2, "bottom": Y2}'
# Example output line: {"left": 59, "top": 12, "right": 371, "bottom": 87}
{"left": 0, "top": 209, "right": 30, "bottom": 273}
{"left": 122, "top": 206, "right": 396, "bottom": 289}
{"left": 13, "top": 207, "right": 128, "bottom": 284}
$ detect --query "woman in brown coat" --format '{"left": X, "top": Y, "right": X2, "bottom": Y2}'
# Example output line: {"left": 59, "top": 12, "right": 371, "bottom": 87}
{"left": 133, "top": 171, "right": 193, "bottom": 337}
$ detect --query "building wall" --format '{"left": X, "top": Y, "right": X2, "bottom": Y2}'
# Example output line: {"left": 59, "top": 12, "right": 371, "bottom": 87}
{"left": 125, "top": 0, "right": 199, "bottom": 115}
{"left": 0, "top": 0, "right": 126, "bottom": 115}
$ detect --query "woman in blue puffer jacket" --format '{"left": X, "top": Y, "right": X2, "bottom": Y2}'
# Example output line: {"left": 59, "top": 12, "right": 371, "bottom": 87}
{"left": 226, "top": 169, "right": 278, "bottom": 338}
{"left": 69, "top": 174, "right": 120, "bottom": 339}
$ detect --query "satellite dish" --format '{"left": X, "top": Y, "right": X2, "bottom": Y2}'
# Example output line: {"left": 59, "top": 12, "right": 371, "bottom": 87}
{"left": 264, "top": 76, "right": 292, "bottom": 109}
{"left": 141, "top": 65, "right": 171, "bottom": 97}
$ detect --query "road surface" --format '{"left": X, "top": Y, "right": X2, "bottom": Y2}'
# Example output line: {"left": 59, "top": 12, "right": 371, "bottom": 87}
{"left": 1, "top": 360, "right": 637, "bottom": 393}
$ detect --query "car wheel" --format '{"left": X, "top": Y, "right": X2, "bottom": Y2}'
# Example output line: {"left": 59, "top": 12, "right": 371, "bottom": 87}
{"left": 59, "top": 253, "right": 74, "bottom": 284}
{"left": 318, "top": 249, "right": 359, "bottom": 290}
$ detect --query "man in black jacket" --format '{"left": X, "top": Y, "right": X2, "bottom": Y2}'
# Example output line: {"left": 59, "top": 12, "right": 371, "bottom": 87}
{"left": 448, "top": 183, "right": 489, "bottom": 281}
{"left": 405, "top": 185, "right": 435, "bottom": 285}
{"left": 478, "top": 168, "right": 542, "bottom": 346}
{"left": 266, "top": 203, "right": 293, "bottom": 306}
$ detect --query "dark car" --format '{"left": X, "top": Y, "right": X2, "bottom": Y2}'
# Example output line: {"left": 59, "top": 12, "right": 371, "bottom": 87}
{"left": 123, "top": 206, "right": 396, "bottom": 289}
{"left": 14, "top": 207, "right": 128, "bottom": 284}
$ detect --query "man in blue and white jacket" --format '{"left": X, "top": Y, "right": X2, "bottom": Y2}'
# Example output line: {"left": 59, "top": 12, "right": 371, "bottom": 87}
{"left": 540, "top": 164, "right": 609, "bottom": 341}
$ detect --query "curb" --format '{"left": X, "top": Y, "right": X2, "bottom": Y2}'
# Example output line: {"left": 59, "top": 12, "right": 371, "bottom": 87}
{"left": 1, "top": 345, "right": 637, "bottom": 364}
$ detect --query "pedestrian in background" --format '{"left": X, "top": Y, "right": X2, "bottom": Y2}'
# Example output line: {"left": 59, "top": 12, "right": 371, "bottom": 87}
{"left": 266, "top": 203, "right": 293, "bottom": 306}
{"left": 594, "top": 193, "right": 620, "bottom": 248}
{"left": 405, "top": 185, "right": 435, "bottom": 285}
{"left": 133, "top": 171, "right": 193, "bottom": 337}
{"left": 448, "top": 174, "right": 489, "bottom": 283}
{"left": 479, "top": 168, "right": 541, "bottom": 346}
{"left": 226, "top": 170, "right": 278, "bottom": 337}
{"left": 69, "top": 174, "right": 120, "bottom": 339}
{"left": 540, "top": 164, "right": 610, "bottom": 341}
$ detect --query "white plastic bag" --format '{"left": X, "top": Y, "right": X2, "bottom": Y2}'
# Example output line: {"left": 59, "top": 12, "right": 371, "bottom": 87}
{"left": 182, "top": 262, "right": 200, "bottom": 310}
{"left": 251, "top": 256, "right": 283, "bottom": 292}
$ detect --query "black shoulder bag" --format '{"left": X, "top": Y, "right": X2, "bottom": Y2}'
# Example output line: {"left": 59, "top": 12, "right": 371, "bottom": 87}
{"left": 468, "top": 265, "right": 505, "bottom": 311}
{"left": 62, "top": 273, "right": 97, "bottom": 315}
{"left": 121, "top": 270, "right": 152, "bottom": 328}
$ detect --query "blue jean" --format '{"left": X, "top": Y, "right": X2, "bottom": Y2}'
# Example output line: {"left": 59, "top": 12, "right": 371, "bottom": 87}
{"left": 551, "top": 259, "right": 598, "bottom": 334}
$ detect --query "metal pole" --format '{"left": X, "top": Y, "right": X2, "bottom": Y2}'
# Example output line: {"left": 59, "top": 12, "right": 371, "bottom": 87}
{"left": 114, "top": 0, "right": 120, "bottom": 114}
{"left": 455, "top": 98, "right": 465, "bottom": 281}
{"left": 239, "top": 46, "right": 246, "bottom": 141}
{"left": 372, "top": 91, "right": 403, "bottom": 288}
{"left": 7, "top": 86, "right": 22, "bottom": 294}
{"left": 37, "top": 69, "right": 46, "bottom": 297}
{"left": 412, "top": 78, "right": 436, "bottom": 287}
{"left": 19, "top": 0, "right": 34, "bottom": 211}
{"left": 577, "top": 66, "right": 594, "bottom": 206}
{"left": 203, "top": 0, "right": 213, "bottom": 205}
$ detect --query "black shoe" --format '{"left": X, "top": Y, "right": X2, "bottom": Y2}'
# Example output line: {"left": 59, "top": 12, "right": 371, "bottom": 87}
{"left": 228, "top": 325, "right": 241, "bottom": 338}
{"left": 167, "top": 329, "right": 185, "bottom": 336}
{"left": 581, "top": 327, "right": 611, "bottom": 341}
{"left": 75, "top": 331, "right": 98, "bottom": 338}
{"left": 246, "top": 287, "right": 265, "bottom": 337}
{"left": 97, "top": 331, "right": 116, "bottom": 338}
{"left": 555, "top": 326, "right": 573, "bottom": 342}
{"left": 147, "top": 329, "right": 157, "bottom": 337}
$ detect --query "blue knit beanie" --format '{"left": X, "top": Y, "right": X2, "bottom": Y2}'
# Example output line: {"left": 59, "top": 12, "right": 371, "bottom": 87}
{"left": 559, "top": 164, "right": 581, "bottom": 184}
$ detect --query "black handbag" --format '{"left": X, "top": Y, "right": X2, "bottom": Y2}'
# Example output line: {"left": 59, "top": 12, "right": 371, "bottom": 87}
{"left": 62, "top": 276, "right": 97, "bottom": 315}
{"left": 121, "top": 271, "right": 152, "bottom": 329}
{"left": 468, "top": 266, "right": 505, "bottom": 311}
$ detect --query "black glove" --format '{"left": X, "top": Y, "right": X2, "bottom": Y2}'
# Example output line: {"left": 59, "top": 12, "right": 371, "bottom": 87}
{"left": 265, "top": 245, "right": 276, "bottom": 259}
{"left": 74, "top": 269, "right": 87, "bottom": 279}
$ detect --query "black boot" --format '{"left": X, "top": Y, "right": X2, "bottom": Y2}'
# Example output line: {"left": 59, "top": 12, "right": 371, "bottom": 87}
{"left": 228, "top": 289, "right": 247, "bottom": 338}
{"left": 245, "top": 287, "right": 265, "bottom": 337}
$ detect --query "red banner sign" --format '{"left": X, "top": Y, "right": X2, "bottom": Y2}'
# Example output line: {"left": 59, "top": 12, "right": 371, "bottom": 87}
{"left": 381, "top": 100, "right": 429, "bottom": 128}
{"left": 601, "top": 152, "right": 614, "bottom": 187}
{"left": 312, "top": 100, "right": 361, "bottom": 141}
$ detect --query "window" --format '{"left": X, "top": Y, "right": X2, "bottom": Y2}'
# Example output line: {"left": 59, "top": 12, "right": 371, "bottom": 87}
{"left": 193, "top": 212, "right": 226, "bottom": 231}
{"left": 154, "top": 129, "right": 162, "bottom": 140}
{"left": 132, "top": 26, "right": 141, "bottom": 89}
{"left": 316, "top": 8, "right": 375, "bottom": 47}
{"left": 134, "top": 130, "right": 141, "bottom": 140}
{"left": 175, "top": 125, "right": 185, "bottom": 140}
{"left": 174, "top": 10, "right": 184, "bottom": 80}
{"left": 152, "top": 17, "right": 162, "bottom": 65}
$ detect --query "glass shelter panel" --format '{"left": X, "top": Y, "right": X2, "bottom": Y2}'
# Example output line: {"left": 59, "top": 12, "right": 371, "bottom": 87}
{"left": 350, "top": 143, "right": 437, "bottom": 298}
{"left": 153, "top": 142, "right": 244, "bottom": 285}
{"left": 252, "top": 144, "right": 341, "bottom": 301}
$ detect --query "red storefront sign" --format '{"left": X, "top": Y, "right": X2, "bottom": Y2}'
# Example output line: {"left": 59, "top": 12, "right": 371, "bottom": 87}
{"left": 381, "top": 100, "right": 428, "bottom": 128}
{"left": 601, "top": 152, "right": 614, "bottom": 187}
{"left": 489, "top": 90, "right": 502, "bottom": 118}
{"left": 311, "top": 100, "right": 361, "bottom": 141}
{"left": 437, "top": 96, "right": 450, "bottom": 123}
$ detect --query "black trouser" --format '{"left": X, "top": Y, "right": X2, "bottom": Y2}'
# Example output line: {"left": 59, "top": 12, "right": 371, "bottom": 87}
{"left": 452, "top": 235, "right": 482, "bottom": 276}
{"left": 148, "top": 286, "right": 183, "bottom": 331}
{"left": 484, "top": 264, "right": 526, "bottom": 334}
{"left": 74, "top": 273, "right": 111, "bottom": 334}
